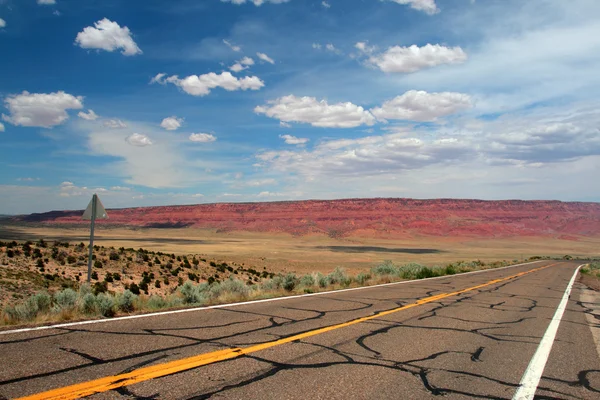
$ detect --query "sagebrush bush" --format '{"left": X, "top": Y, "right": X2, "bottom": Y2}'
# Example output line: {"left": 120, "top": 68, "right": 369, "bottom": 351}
{"left": 300, "top": 274, "right": 315, "bottom": 288}
{"left": 117, "top": 290, "right": 137, "bottom": 312}
{"left": 147, "top": 295, "right": 167, "bottom": 310}
{"left": 79, "top": 293, "right": 97, "bottom": 315}
{"left": 371, "top": 260, "right": 398, "bottom": 276}
{"left": 54, "top": 289, "right": 77, "bottom": 310}
{"left": 32, "top": 292, "right": 51, "bottom": 313}
{"left": 356, "top": 272, "right": 371, "bottom": 285}
{"left": 96, "top": 293, "right": 115, "bottom": 317}
{"left": 283, "top": 274, "right": 298, "bottom": 291}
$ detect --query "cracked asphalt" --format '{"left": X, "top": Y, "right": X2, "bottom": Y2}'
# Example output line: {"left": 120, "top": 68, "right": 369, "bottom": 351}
{"left": 1, "top": 260, "right": 599, "bottom": 399}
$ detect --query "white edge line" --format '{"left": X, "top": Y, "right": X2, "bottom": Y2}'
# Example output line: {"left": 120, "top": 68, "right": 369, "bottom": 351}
{"left": 0, "top": 260, "right": 544, "bottom": 336}
{"left": 512, "top": 264, "right": 583, "bottom": 400}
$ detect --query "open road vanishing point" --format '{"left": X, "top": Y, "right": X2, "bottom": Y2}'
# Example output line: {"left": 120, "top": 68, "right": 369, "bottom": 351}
{"left": 1, "top": 261, "right": 599, "bottom": 399}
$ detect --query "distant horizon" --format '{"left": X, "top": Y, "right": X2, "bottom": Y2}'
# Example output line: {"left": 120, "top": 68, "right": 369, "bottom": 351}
{"left": 4, "top": 195, "right": 600, "bottom": 217}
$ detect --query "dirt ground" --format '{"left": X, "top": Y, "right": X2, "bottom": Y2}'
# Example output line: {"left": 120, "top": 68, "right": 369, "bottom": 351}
{"left": 2, "top": 224, "right": 599, "bottom": 275}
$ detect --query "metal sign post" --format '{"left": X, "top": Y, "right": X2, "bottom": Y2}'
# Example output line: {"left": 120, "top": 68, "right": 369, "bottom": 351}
{"left": 82, "top": 194, "right": 108, "bottom": 283}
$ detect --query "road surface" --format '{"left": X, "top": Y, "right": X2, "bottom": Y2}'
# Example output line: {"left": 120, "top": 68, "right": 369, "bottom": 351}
{"left": 0, "top": 260, "right": 598, "bottom": 399}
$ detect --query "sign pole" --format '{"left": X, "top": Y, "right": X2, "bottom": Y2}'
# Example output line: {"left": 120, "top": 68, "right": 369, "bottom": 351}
{"left": 87, "top": 194, "right": 97, "bottom": 283}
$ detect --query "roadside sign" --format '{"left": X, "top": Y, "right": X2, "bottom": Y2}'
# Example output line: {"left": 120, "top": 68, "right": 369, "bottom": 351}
{"left": 82, "top": 194, "right": 108, "bottom": 283}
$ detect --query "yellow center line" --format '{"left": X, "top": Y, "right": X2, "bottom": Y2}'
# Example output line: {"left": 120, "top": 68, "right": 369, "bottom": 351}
{"left": 17, "top": 263, "right": 555, "bottom": 400}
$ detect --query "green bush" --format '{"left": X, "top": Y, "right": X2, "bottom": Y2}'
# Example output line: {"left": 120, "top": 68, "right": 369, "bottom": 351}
{"left": 371, "top": 260, "right": 397, "bottom": 276}
{"left": 283, "top": 274, "right": 298, "bottom": 291}
{"left": 117, "top": 290, "right": 137, "bottom": 312}
{"left": 96, "top": 293, "right": 115, "bottom": 317}
{"left": 32, "top": 292, "right": 51, "bottom": 313}
{"left": 299, "top": 274, "right": 315, "bottom": 288}
{"left": 79, "top": 293, "right": 97, "bottom": 314}
{"left": 356, "top": 272, "right": 371, "bottom": 285}
{"left": 327, "top": 267, "right": 351, "bottom": 287}
{"left": 147, "top": 295, "right": 167, "bottom": 310}
{"left": 54, "top": 289, "right": 77, "bottom": 310}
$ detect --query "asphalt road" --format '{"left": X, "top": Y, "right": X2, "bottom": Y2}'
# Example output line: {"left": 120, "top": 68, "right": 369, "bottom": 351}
{"left": 1, "top": 260, "right": 599, "bottom": 399}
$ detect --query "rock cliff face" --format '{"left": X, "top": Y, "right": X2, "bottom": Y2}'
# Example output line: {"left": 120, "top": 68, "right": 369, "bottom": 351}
{"left": 12, "top": 198, "right": 600, "bottom": 238}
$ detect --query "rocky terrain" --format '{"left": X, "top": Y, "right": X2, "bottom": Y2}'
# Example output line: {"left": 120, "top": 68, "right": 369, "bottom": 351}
{"left": 11, "top": 198, "right": 600, "bottom": 238}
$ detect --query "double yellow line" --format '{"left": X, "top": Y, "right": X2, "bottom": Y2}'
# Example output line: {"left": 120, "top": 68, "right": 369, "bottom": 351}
{"left": 18, "top": 263, "right": 552, "bottom": 400}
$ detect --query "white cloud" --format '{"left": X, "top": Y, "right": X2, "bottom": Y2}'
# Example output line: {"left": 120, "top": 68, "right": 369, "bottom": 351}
{"left": 221, "top": 0, "right": 291, "bottom": 6}
{"left": 103, "top": 119, "right": 127, "bottom": 129}
{"left": 255, "top": 95, "right": 376, "bottom": 128}
{"left": 154, "top": 72, "right": 264, "bottom": 96}
{"left": 325, "top": 43, "right": 342, "bottom": 54}
{"left": 0, "top": 19, "right": 6, "bottom": 28}
{"left": 229, "top": 63, "right": 246, "bottom": 73}
{"left": 189, "top": 133, "right": 217, "bottom": 143}
{"left": 150, "top": 73, "right": 167, "bottom": 84}
{"left": 312, "top": 43, "right": 322, "bottom": 50}
{"left": 126, "top": 133, "right": 153, "bottom": 147}
{"left": 110, "top": 186, "right": 130, "bottom": 191}
{"left": 355, "top": 41, "right": 376, "bottom": 54}
{"left": 0, "top": 122, "right": 4, "bottom": 132}
{"left": 160, "top": 116, "right": 184, "bottom": 131}
{"left": 2, "top": 91, "right": 83, "bottom": 128}
{"left": 240, "top": 56, "right": 254, "bottom": 66}
{"left": 280, "top": 134, "right": 309, "bottom": 145}
{"left": 256, "top": 52, "right": 275, "bottom": 64}
{"left": 368, "top": 44, "right": 467, "bottom": 73}
{"left": 280, "top": 121, "right": 292, "bottom": 128}
{"left": 37, "top": 0, "right": 56, "bottom": 4}
{"left": 383, "top": 0, "right": 439, "bottom": 15}
{"left": 370, "top": 90, "right": 472, "bottom": 122}
{"left": 16, "top": 177, "right": 40, "bottom": 182}
{"left": 75, "top": 18, "right": 142, "bottom": 56}
{"left": 322, "top": 1, "right": 331, "bottom": 8}
{"left": 223, "top": 39, "right": 241, "bottom": 52}
{"left": 78, "top": 109, "right": 99, "bottom": 121}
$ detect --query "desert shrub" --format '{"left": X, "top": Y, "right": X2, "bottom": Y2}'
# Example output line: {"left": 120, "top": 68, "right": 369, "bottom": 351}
{"left": 94, "top": 260, "right": 103, "bottom": 269}
{"left": 147, "top": 295, "right": 167, "bottom": 310}
{"left": 371, "top": 260, "right": 398, "bottom": 276}
{"left": 4, "top": 301, "right": 38, "bottom": 322}
{"left": 299, "top": 274, "right": 315, "bottom": 288}
{"left": 415, "top": 267, "right": 437, "bottom": 280}
{"left": 32, "top": 292, "right": 52, "bottom": 313}
{"left": 443, "top": 265, "right": 457, "bottom": 275}
{"left": 79, "top": 293, "right": 97, "bottom": 314}
{"left": 91, "top": 271, "right": 98, "bottom": 280}
{"left": 92, "top": 281, "right": 108, "bottom": 295}
{"left": 54, "top": 289, "right": 77, "bottom": 310}
{"left": 155, "top": 279, "right": 161, "bottom": 288}
{"left": 211, "top": 279, "right": 250, "bottom": 299}
{"left": 283, "top": 274, "right": 298, "bottom": 291}
{"left": 128, "top": 283, "right": 140, "bottom": 295}
{"left": 327, "top": 267, "right": 351, "bottom": 287}
{"left": 104, "top": 273, "right": 114, "bottom": 283}
{"left": 179, "top": 281, "right": 208, "bottom": 304}
{"left": 397, "top": 263, "right": 425, "bottom": 279}
{"left": 96, "top": 293, "right": 115, "bottom": 317}
{"left": 67, "top": 255, "right": 77, "bottom": 264}
{"left": 356, "top": 272, "right": 371, "bottom": 285}
{"left": 112, "top": 272, "right": 121, "bottom": 281}
{"left": 117, "top": 290, "right": 137, "bottom": 312}
{"left": 6, "top": 250, "right": 14, "bottom": 258}
{"left": 316, "top": 272, "right": 328, "bottom": 288}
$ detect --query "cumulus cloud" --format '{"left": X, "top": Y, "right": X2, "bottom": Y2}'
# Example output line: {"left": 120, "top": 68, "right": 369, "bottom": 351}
{"left": 383, "top": 0, "right": 439, "bottom": 15}
{"left": 37, "top": 0, "right": 56, "bottom": 4}
{"left": 221, "top": 0, "right": 290, "bottom": 5}
{"left": 312, "top": 43, "right": 322, "bottom": 50}
{"left": 0, "top": 18, "right": 6, "bottom": 28}
{"left": 160, "top": 116, "right": 184, "bottom": 131}
{"left": 103, "top": 119, "right": 127, "bottom": 129}
{"left": 280, "top": 134, "right": 309, "bottom": 145}
{"left": 78, "top": 109, "right": 99, "bottom": 121}
{"left": 229, "top": 57, "right": 253, "bottom": 73}
{"left": 355, "top": 41, "right": 376, "bottom": 54}
{"left": 75, "top": 18, "right": 142, "bottom": 56}
{"left": 371, "top": 90, "right": 472, "bottom": 121}
{"left": 2, "top": 91, "right": 83, "bottom": 128}
{"left": 257, "top": 133, "right": 473, "bottom": 177}
{"left": 256, "top": 52, "right": 275, "bottom": 64}
{"left": 189, "top": 133, "right": 217, "bottom": 143}
{"left": 322, "top": 1, "right": 331, "bottom": 8}
{"left": 368, "top": 44, "right": 467, "bottom": 73}
{"left": 255, "top": 95, "right": 376, "bottom": 128}
{"left": 150, "top": 73, "right": 167, "bottom": 84}
{"left": 126, "top": 133, "right": 153, "bottom": 147}
{"left": 152, "top": 72, "right": 264, "bottom": 96}
{"left": 223, "top": 39, "right": 241, "bottom": 52}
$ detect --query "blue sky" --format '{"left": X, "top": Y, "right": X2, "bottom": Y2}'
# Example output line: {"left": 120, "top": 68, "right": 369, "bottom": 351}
{"left": 1, "top": 0, "right": 600, "bottom": 214}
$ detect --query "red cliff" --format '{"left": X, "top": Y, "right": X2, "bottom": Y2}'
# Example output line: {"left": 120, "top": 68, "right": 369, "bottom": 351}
{"left": 12, "top": 198, "right": 600, "bottom": 238}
